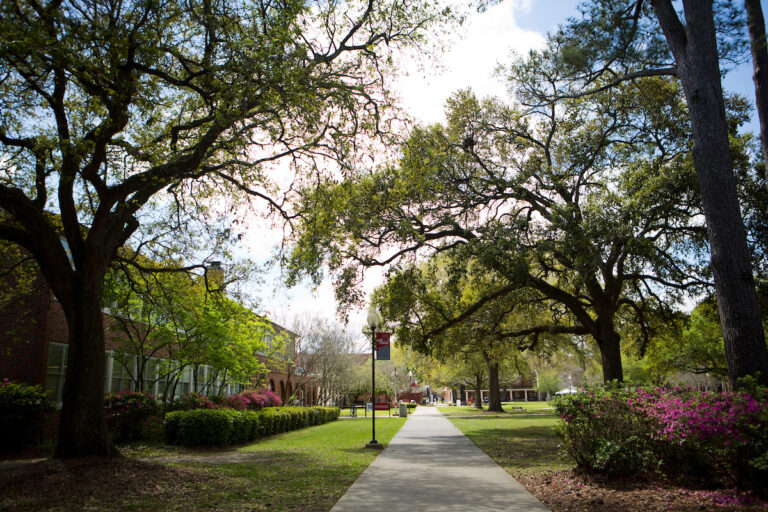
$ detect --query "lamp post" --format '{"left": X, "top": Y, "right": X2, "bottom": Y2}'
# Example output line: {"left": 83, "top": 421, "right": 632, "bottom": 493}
{"left": 393, "top": 367, "right": 397, "bottom": 405}
{"left": 366, "top": 309, "right": 383, "bottom": 449}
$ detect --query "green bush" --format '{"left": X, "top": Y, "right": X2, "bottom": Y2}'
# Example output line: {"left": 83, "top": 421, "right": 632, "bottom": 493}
{"left": 165, "top": 392, "right": 216, "bottom": 412}
{"left": 554, "top": 383, "right": 768, "bottom": 491}
{"left": 104, "top": 391, "right": 161, "bottom": 442}
{"left": 165, "top": 409, "right": 236, "bottom": 446}
{"left": 164, "top": 406, "right": 340, "bottom": 446}
{"left": 259, "top": 408, "right": 276, "bottom": 436}
{"left": 553, "top": 383, "right": 658, "bottom": 476}
{"left": 0, "top": 378, "right": 52, "bottom": 453}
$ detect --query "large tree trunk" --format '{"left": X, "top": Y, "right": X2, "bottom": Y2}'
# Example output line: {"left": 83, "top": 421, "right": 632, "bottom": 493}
{"left": 746, "top": 0, "right": 768, "bottom": 179}
{"left": 595, "top": 315, "right": 623, "bottom": 382}
{"left": 473, "top": 373, "right": 483, "bottom": 410}
{"left": 486, "top": 361, "right": 503, "bottom": 412}
{"left": 55, "top": 276, "right": 113, "bottom": 458}
{"left": 653, "top": 0, "right": 768, "bottom": 388}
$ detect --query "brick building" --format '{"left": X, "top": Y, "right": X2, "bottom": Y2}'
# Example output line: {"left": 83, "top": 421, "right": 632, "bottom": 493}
{"left": 0, "top": 271, "right": 317, "bottom": 406}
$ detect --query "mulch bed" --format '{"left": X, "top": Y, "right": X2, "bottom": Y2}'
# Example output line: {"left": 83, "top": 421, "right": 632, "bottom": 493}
{"left": 516, "top": 470, "right": 768, "bottom": 512}
{"left": 0, "top": 457, "right": 220, "bottom": 511}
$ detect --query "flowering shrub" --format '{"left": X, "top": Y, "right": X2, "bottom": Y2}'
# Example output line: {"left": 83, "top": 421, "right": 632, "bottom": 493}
{"left": 0, "top": 378, "right": 51, "bottom": 453}
{"left": 104, "top": 391, "right": 161, "bottom": 442}
{"left": 165, "top": 392, "right": 216, "bottom": 412}
{"left": 239, "top": 389, "right": 281, "bottom": 410}
{"left": 554, "top": 383, "right": 768, "bottom": 491}
{"left": 220, "top": 394, "right": 251, "bottom": 410}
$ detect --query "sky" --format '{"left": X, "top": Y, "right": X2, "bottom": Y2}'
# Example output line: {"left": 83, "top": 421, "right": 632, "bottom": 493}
{"left": 247, "top": 0, "right": 765, "bottom": 337}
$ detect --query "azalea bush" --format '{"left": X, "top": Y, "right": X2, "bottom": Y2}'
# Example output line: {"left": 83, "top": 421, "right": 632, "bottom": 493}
{"left": 554, "top": 382, "right": 768, "bottom": 491}
{"left": 0, "top": 378, "right": 52, "bottom": 453}
{"left": 239, "top": 388, "right": 282, "bottom": 409}
{"left": 104, "top": 391, "right": 162, "bottom": 442}
{"left": 165, "top": 392, "right": 216, "bottom": 411}
{"left": 219, "top": 394, "right": 251, "bottom": 410}
{"left": 178, "top": 389, "right": 282, "bottom": 411}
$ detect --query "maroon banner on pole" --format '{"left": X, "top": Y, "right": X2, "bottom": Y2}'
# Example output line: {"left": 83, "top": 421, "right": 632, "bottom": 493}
{"left": 374, "top": 402, "right": 389, "bottom": 411}
{"left": 375, "top": 332, "right": 391, "bottom": 360}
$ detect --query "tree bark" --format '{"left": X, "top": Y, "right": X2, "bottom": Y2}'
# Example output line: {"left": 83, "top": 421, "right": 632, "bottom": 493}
{"left": 597, "top": 316, "right": 624, "bottom": 382}
{"left": 486, "top": 361, "right": 503, "bottom": 412}
{"left": 746, "top": 0, "right": 768, "bottom": 179}
{"left": 459, "top": 384, "right": 466, "bottom": 403}
{"left": 652, "top": 0, "right": 768, "bottom": 387}
{"left": 55, "top": 275, "right": 114, "bottom": 458}
{"left": 474, "top": 373, "right": 483, "bottom": 410}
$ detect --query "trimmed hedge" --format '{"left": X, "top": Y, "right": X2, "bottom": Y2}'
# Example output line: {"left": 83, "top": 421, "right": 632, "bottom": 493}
{"left": 164, "top": 406, "right": 340, "bottom": 446}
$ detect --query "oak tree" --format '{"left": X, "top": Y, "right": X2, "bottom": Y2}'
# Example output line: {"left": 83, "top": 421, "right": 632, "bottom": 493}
{"left": 0, "top": 0, "right": 448, "bottom": 456}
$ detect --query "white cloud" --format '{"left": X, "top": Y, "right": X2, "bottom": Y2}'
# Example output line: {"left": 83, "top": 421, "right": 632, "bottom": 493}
{"left": 396, "top": 0, "right": 545, "bottom": 125}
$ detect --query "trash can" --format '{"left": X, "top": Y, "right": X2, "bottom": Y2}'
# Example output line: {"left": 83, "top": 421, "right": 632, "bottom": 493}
{"left": 399, "top": 403, "right": 408, "bottom": 417}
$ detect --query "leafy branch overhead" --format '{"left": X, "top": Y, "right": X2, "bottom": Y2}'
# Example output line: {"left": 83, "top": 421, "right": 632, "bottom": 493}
{"left": 288, "top": 64, "right": 759, "bottom": 383}
{"left": 0, "top": 0, "right": 452, "bottom": 457}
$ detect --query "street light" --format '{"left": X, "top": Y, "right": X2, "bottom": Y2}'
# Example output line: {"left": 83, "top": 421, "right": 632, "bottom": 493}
{"left": 393, "top": 367, "right": 397, "bottom": 406}
{"left": 366, "top": 309, "right": 383, "bottom": 449}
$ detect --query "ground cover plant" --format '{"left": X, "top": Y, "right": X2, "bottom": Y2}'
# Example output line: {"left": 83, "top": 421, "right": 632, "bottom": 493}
{"left": 443, "top": 395, "right": 768, "bottom": 511}
{"left": 0, "top": 416, "right": 406, "bottom": 511}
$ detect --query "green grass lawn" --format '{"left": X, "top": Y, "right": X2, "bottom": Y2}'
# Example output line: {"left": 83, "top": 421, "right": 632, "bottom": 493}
{"left": 190, "top": 418, "right": 405, "bottom": 511}
{"left": 0, "top": 417, "right": 406, "bottom": 512}
{"left": 439, "top": 401, "right": 553, "bottom": 416}
{"left": 444, "top": 411, "right": 570, "bottom": 476}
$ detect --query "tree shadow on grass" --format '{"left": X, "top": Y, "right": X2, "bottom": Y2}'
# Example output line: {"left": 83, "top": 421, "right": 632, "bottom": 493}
{"left": 461, "top": 426, "right": 567, "bottom": 473}
{"left": 451, "top": 413, "right": 555, "bottom": 421}
{"left": 0, "top": 457, "right": 220, "bottom": 512}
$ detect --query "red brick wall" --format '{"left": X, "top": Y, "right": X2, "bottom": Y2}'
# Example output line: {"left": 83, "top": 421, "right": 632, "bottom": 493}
{"left": 0, "top": 282, "right": 51, "bottom": 385}
{"left": 1, "top": 279, "right": 321, "bottom": 402}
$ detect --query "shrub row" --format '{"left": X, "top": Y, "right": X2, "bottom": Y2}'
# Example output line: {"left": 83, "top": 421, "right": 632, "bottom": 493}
{"left": 0, "top": 378, "right": 52, "bottom": 453}
{"left": 164, "top": 406, "right": 340, "bottom": 446}
{"left": 166, "top": 389, "right": 282, "bottom": 412}
{"left": 105, "top": 391, "right": 163, "bottom": 442}
{"left": 553, "top": 383, "right": 768, "bottom": 492}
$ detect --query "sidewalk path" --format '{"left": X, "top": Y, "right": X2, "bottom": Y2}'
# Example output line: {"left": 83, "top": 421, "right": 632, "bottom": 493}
{"left": 330, "top": 406, "right": 550, "bottom": 512}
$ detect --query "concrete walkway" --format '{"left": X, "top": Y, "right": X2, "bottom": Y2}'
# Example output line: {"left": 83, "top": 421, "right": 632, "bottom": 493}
{"left": 331, "top": 406, "right": 550, "bottom": 512}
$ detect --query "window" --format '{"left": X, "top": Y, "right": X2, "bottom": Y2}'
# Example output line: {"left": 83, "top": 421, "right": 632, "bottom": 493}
{"left": 177, "top": 366, "right": 192, "bottom": 396}
{"left": 111, "top": 353, "right": 136, "bottom": 393}
{"left": 195, "top": 366, "right": 208, "bottom": 394}
{"left": 45, "top": 343, "right": 67, "bottom": 405}
{"left": 142, "top": 358, "right": 158, "bottom": 395}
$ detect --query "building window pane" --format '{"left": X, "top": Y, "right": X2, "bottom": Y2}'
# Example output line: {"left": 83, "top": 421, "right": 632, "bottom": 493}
{"left": 111, "top": 353, "right": 136, "bottom": 393}
{"left": 45, "top": 343, "right": 67, "bottom": 405}
{"left": 142, "top": 359, "right": 157, "bottom": 395}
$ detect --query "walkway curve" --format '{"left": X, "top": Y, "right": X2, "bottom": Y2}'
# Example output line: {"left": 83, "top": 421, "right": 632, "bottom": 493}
{"left": 331, "top": 406, "right": 550, "bottom": 512}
